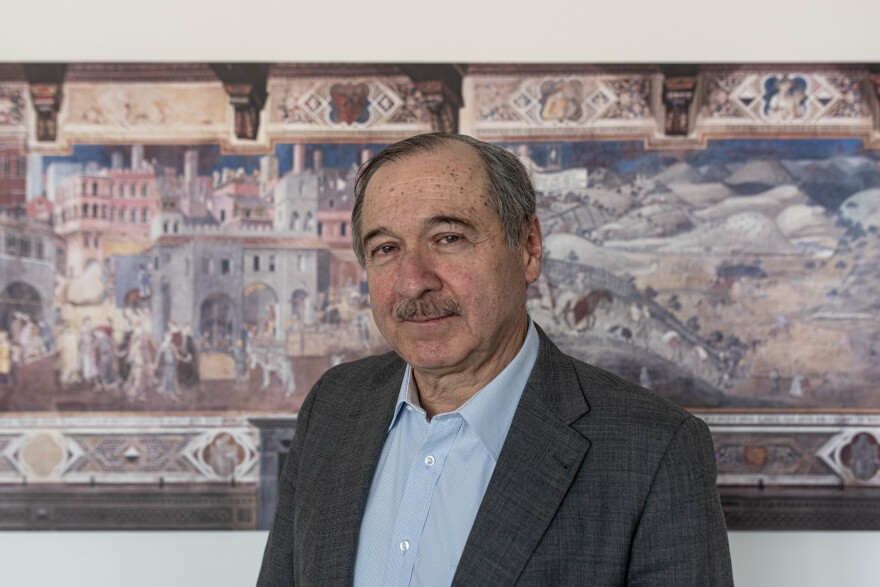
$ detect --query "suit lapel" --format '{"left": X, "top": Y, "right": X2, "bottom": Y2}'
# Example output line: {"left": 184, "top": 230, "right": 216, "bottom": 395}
{"left": 454, "top": 330, "right": 592, "bottom": 586}
{"left": 307, "top": 357, "right": 404, "bottom": 585}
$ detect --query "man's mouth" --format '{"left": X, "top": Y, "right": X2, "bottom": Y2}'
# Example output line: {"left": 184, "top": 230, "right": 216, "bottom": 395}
{"left": 405, "top": 315, "right": 450, "bottom": 323}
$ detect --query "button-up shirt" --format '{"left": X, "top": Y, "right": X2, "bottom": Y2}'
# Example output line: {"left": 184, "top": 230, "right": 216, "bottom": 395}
{"left": 353, "top": 321, "right": 539, "bottom": 587}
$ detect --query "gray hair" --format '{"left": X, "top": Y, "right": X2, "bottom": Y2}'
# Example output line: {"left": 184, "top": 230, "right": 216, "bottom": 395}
{"left": 351, "top": 132, "right": 536, "bottom": 267}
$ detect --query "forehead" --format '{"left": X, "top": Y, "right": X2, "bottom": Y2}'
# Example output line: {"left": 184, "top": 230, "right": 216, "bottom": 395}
{"left": 365, "top": 142, "right": 489, "bottom": 200}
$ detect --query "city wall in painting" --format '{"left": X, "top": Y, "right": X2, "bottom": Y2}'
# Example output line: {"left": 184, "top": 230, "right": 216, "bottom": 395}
{"left": 1, "top": 63, "right": 879, "bottom": 529}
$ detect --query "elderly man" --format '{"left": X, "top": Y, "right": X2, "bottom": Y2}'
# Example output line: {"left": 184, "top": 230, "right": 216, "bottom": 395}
{"left": 258, "top": 133, "right": 733, "bottom": 586}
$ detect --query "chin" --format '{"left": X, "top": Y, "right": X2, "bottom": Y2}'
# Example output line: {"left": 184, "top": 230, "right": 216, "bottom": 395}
{"left": 398, "top": 343, "right": 467, "bottom": 372}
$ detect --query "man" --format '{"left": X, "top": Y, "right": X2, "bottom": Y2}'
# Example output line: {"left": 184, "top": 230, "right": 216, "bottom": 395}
{"left": 259, "top": 133, "right": 733, "bottom": 586}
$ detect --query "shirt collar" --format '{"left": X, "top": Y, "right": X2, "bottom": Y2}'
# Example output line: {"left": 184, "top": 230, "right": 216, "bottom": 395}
{"left": 390, "top": 320, "right": 540, "bottom": 462}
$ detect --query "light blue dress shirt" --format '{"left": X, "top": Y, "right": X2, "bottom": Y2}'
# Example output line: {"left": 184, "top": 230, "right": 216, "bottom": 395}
{"left": 353, "top": 321, "right": 539, "bottom": 587}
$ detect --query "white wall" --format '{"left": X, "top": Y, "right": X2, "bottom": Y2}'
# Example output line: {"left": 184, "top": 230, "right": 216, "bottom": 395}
{"left": 2, "top": 0, "right": 879, "bottom": 62}
{"left": 1, "top": 1, "right": 879, "bottom": 585}
{"left": 0, "top": 531, "right": 878, "bottom": 586}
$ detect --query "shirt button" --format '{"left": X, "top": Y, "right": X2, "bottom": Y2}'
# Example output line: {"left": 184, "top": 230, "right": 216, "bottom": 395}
{"left": 424, "top": 455, "right": 435, "bottom": 467}
{"left": 399, "top": 539, "right": 410, "bottom": 553}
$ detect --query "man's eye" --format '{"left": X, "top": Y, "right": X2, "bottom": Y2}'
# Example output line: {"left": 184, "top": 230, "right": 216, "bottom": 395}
{"left": 440, "top": 235, "right": 461, "bottom": 245}
{"left": 373, "top": 244, "right": 397, "bottom": 256}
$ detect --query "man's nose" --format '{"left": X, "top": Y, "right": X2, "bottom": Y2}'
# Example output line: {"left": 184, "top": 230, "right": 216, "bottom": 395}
{"left": 394, "top": 248, "right": 441, "bottom": 299}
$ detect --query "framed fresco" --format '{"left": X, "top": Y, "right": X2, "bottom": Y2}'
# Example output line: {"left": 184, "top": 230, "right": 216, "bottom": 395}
{"left": 0, "top": 62, "right": 879, "bottom": 530}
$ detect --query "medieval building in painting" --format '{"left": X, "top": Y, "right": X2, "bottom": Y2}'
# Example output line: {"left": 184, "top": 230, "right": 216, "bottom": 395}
{"left": 52, "top": 146, "right": 157, "bottom": 277}
{"left": 0, "top": 210, "right": 64, "bottom": 335}
{"left": 147, "top": 228, "right": 325, "bottom": 353}
{"left": 0, "top": 143, "right": 25, "bottom": 209}
{"left": 146, "top": 143, "right": 363, "bottom": 352}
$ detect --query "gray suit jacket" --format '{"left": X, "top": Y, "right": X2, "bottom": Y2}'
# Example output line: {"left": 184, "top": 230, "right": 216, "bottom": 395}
{"left": 258, "top": 326, "right": 733, "bottom": 586}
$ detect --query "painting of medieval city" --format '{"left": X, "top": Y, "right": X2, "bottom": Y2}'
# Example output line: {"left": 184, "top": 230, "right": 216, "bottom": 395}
{"left": 1, "top": 136, "right": 878, "bottom": 412}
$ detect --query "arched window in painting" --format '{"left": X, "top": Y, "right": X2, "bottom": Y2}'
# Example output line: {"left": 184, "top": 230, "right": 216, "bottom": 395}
{"left": 0, "top": 281, "right": 43, "bottom": 334}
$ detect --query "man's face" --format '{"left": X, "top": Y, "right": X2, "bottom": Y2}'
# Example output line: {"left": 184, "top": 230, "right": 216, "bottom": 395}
{"left": 360, "top": 142, "right": 542, "bottom": 379}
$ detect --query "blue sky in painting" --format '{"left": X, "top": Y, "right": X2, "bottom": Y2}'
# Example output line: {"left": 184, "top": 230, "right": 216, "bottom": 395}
{"left": 686, "top": 138, "right": 867, "bottom": 165}
{"left": 42, "top": 139, "right": 875, "bottom": 176}
{"left": 500, "top": 138, "right": 875, "bottom": 176}
{"left": 41, "top": 145, "right": 241, "bottom": 174}
{"left": 40, "top": 143, "right": 390, "bottom": 177}
{"left": 273, "top": 143, "right": 389, "bottom": 175}
{"left": 38, "top": 138, "right": 877, "bottom": 209}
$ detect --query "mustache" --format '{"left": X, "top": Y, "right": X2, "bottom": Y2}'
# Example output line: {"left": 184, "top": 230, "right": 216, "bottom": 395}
{"left": 393, "top": 298, "right": 462, "bottom": 321}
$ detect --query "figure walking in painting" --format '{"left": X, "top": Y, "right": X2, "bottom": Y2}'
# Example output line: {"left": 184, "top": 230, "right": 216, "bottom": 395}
{"left": 124, "top": 327, "right": 156, "bottom": 401}
{"left": 57, "top": 321, "right": 79, "bottom": 386}
{"left": 154, "top": 331, "right": 182, "bottom": 400}
{"left": 136, "top": 264, "right": 151, "bottom": 309}
{"left": 25, "top": 318, "right": 44, "bottom": 362}
{"left": 9, "top": 312, "right": 24, "bottom": 350}
{"left": 168, "top": 320, "right": 183, "bottom": 351}
{"left": 39, "top": 320, "right": 53, "bottom": 356}
{"left": 77, "top": 318, "right": 98, "bottom": 385}
{"left": 232, "top": 339, "right": 249, "bottom": 384}
{"left": 630, "top": 302, "right": 652, "bottom": 346}
{"left": 176, "top": 322, "right": 200, "bottom": 389}
{"left": 95, "top": 320, "right": 117, "bottom": 391}
{"left": 117, "top": 318, "right": 133, "bottom": 385}
{"left": 661, "top": 329, "right": 683, "bottom": 362}
{"left": 18, "top": 314, "right": 34, "bottom": 363}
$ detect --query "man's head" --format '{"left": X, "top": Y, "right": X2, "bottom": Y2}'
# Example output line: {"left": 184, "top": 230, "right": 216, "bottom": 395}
{"left": 352, "top": 133, "right": 536, "bottom": 268}
{"left": 353, "top": 133, "right": 542, "bottom": 393}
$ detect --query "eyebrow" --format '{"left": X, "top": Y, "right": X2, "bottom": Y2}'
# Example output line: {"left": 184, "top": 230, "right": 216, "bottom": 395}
{"left": 362, "top": 226, "right": 394, "bottom": 246}
{"left": 425, "top": 215, "right": 476, "bottom": 233}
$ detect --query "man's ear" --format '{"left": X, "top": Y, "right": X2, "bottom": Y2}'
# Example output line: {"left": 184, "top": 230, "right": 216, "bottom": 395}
{"left": 522, "top": 215, "right": 543, "bottom": 285}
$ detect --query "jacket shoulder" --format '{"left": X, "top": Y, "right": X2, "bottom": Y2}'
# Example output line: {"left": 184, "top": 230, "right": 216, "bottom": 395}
{"left": 535, "top": 324, "right": 694, "bottom": 431}
{"left": 570, "top": 355, "right": 694, "bottom": 429}
{"left": 309, "top": 351, "right": 404, "bottom": 404}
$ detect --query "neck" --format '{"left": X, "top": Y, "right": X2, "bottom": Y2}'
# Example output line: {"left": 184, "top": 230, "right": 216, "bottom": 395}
{"left": 412, "top": 315, "right": 529, "bottom": 419}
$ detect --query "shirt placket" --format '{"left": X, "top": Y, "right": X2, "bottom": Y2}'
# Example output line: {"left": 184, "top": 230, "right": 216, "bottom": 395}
{"left": 383, "top": 413, "right": 462, "bottom": 587}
